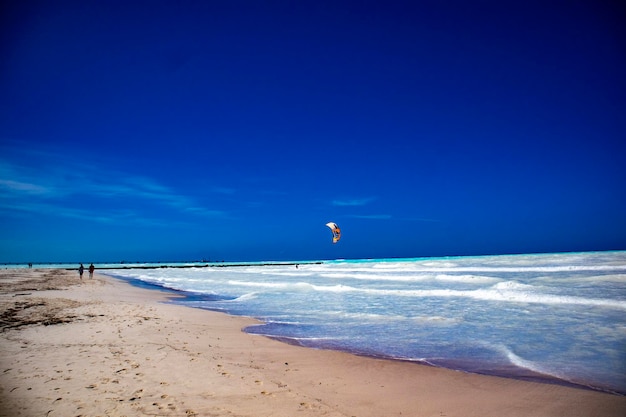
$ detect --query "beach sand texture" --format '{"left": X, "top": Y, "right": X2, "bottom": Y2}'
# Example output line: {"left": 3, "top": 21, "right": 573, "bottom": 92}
{"left": 1, "top": 269, "right": 624, "bottom": 417}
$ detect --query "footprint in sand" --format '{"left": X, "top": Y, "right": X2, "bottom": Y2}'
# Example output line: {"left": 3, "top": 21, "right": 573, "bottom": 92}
{"left": 128, "top": 388, "right": 144, "bottom": 401}
{"left": 272, "top": 380, "right": 287, "bottom": 388}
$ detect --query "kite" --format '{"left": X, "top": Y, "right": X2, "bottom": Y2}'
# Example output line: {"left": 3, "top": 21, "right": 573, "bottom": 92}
{"left": 325, "top": 222, "right": 341, "bottom": 244}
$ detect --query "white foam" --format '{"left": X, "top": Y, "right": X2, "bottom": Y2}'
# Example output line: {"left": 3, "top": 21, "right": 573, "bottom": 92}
{"left": 127, "top": 269, "right": 626, "bottom": 310}
{"left": 411, "top": 315, "right": 461, "bottom": 325}
{"left": 486, "top": 343, "right": 592, "bottom": 390}
{"left": 554, "top": 274, "right": 626, "bottom": 283}
{"left": 302, "top": 281, "right": 626, "bottom": 309}
{"left": 435, "top": 274, "right": 501, "bottom": 284}
{"left": 465, "top": 282, "right": 626, "bottom": 309}
{"left": 491, "top": 281, "right": 536, "bottom": 291}
{"left": 409, "top": 265, "right": 624, "bottom": 273}
{"left": 320, "top": 272, "right": 431, "bottom": 282}
{"left": 492, "top": 344, "right": 560, "bottom": 377}
{"left": 232, "top": 292, "right": 257, "bottom": 301}
{"left": 226, "top": 280, "right": 303, "bottom": 289}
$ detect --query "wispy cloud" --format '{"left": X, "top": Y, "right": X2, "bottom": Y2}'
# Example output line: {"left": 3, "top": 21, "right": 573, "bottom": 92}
{"left": 0, "top": 200, "right": 137, "bottom": 224}
{"left": 348, "top": 214, "right": 392, "bottom": 220}
{"left": 0, "top": 147, "right": 226, "bottom": 222}
{"left": 332, "top": 196, "right": 377, "bottom": 206}
{"left": 0, "top": 179, "right": 51, "bottom": 195}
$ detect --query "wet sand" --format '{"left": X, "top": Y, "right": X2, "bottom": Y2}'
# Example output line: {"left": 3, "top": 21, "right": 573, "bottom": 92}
{"left": 1, "top": 268, "right": 624, "bottom": 416}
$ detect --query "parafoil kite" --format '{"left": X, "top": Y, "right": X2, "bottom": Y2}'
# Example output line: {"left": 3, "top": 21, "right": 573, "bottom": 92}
{"left": 325, "top": 222, "right": 341, "bottom": 244}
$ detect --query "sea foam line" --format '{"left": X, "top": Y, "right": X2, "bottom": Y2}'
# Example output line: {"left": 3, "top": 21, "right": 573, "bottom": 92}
{"left": 308, "top": 264, "right": 626, "bottom": 274}
{"left": 219, "top": 279, "right": 626, "bottom": 309}
{"left": 489, "top": 343, "right": 566, "bottom": 380}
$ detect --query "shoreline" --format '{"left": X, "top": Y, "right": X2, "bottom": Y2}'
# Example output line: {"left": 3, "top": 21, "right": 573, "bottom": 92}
{"left": 257, "top": 333, "right": 616, "bottom": 395}
{"left": 110, "top": 271, "right": 625, "bottom": 396}
{"left": 1, "top": 269, "right": 625, "bottom": 416}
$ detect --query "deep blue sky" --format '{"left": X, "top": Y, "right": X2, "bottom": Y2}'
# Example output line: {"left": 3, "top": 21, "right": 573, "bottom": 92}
{"left": 1, "top": 0, "right": 625, "bottom": 263}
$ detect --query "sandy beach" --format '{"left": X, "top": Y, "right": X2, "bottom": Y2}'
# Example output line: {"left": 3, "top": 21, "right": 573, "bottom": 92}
{"left": 1, "top": 269, "right": 624, "bottom": 417}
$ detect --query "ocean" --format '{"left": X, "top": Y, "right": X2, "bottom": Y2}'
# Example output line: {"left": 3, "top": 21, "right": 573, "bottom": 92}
{"left": 103, "top": 251, "right": 626, "bottom": 395}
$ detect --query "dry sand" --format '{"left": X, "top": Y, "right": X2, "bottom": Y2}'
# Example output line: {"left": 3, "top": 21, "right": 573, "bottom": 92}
{"left": 0, "top": 268, "right": 624, "bottom": 417}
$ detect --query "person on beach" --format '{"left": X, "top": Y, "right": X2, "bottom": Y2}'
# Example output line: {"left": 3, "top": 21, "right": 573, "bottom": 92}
{"left": 78, "top": 263, "right": 84, "bottom": 279}
{"left": 89, "top": 263, "right": 95, "bottom": 279}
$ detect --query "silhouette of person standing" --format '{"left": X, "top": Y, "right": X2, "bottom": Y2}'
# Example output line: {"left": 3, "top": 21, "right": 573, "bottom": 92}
{"left": 78, "top": 263, "right": 84, "bottom": 279}
{"left": 89, "top": 263, "right": 95, "bottom": 279}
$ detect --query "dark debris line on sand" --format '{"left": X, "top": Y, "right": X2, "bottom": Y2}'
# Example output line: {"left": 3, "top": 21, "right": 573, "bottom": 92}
{"left": 0, "top": 299, "right": 80, "bottom": 331}
{"left": 0, "top": 269, "right": 86, "bottom": 332}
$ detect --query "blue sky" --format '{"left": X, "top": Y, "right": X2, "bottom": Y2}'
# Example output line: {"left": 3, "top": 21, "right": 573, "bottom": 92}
{"left": 1, "top": 0, "right": 625, "bottom": 263}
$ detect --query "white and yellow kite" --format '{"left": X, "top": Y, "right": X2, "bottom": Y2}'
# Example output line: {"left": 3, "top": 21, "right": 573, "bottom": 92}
{"left": 325, "top": 222, "right": 341, "bottom": 244}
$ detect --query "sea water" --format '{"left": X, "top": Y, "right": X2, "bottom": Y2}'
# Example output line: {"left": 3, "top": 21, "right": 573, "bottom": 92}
{"left": 105, "top": 251, "right": 626, "bottom": 394}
